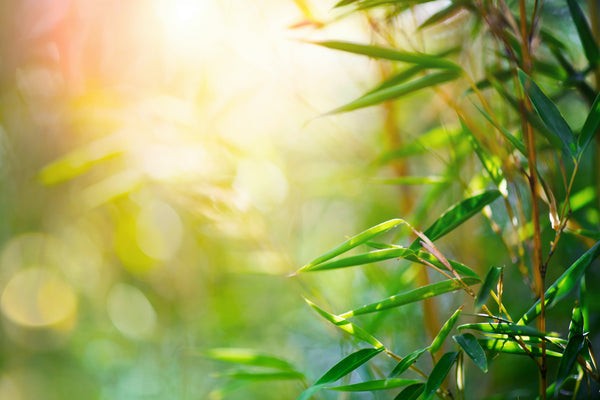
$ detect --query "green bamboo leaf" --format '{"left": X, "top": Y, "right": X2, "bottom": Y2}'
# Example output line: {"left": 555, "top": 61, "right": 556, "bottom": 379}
{"left": 302, "top": 247, "right": 414, "bottom": 272}
{"left": 477, "top": 338, "right": 562, "bottom": 357}
{"left": 204, "top": 348, "right": 296, "bottom": 370}
{"left": 389, "top": 348, "right": 428, "bottom": 378}
{"left": 459, "top": 322, "right": 560, "bottom": 338}
{"left": 394, "top": 383, "right": 425, "bottom": 400}
{"left": 365, "top": 66, "right": 424, "bottom": 95}
{"left": 312, "top": 41, "right": 461, "bottom": 70}
{"left": 577, "top": 93, "right": 600, "bottom": 155}
{"left": 556, "top": 303, "right": 585, "bottom": 390}
{"left": 423, "top": 352, "right": 459, "bottom": 400}
{"left": 566, "top": 0, "right": 600, "bottom": 67}
{"left": 518, "top": 240, "right": 600, "bottom": 325}
{"left": 374, "top": 176, "right": 449, "bottom": 185}
{"left": 419, "top": 0, "right": 468, "bottom": 29}
{"left": 328, "top": 70, "right": 461, "bottom": 114}
{"left": 326, "top": 378, "right": 421, "bottom": 391}
{"left": 430, "top": 307, "right": 463, "bottom": 354}
{"left": 216, "top": 370, "right": 305, "bottom": 381}
{"left": 460, "top": 120, "right": 503, "bottom": 184}
{"left": 518, "top": 69, "right": 576, "bottom": 157}
{"left": 315, "top": 347, "right": 384, "bottom": 385}
{"left": 410, "top": 190, "right": 502, "bottom": 249}
{"left": 340, "top": 278, "right": 478, "bottom": 318}
{"left": 472, "top": 103, "right": 526, "bottom": 155}
{"left": 297, "top": 219, "right": 406, "bottom": 273}
{"left": 453, "top": 333, "right": 488, "bottom": 372}
{"left": 334, "top": 0, "right": 358, "bottom": 7}
{"left": 305, "top": 299, "right": 384, "bottom": 348}
{"left": 375, "top": 125, "right": 461, "bottom": 163}
{"left": 474, "top": 266, "right": 503, "bottom": 311}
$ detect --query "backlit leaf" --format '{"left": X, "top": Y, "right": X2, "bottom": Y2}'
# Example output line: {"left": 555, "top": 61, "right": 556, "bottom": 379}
{"left": 205, "top": 348, "right": 296, "bottom": 370}
{"left": 389, "top": 348, "right": 428, "bottom": 378}
{"left": 326, "top": 378, "right": 421, "bottom": 391}
{"left": 315, "top": 347, "right": 384, "bottom": 385}
{"left": 477, "top": 338, "right": 562, "bottom": 357}
{"left": 430, "top": 307, "right": 463, "bottom": 354}
{"left": 459, "top": 322, "right": 559, "bottom": 338}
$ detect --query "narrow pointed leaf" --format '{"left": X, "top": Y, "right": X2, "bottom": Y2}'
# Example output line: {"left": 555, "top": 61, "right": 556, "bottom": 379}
{"left": 556, "top": 303, "right": 585, "bottom": 390}
{"left": 366, "top": 66, "right": 424, "bottom": 95}
{"left": 518, "top": 69, "right": 576, "bottom": 157}
{"left": 375, "top": 176, "right": 449, "bottom": 185}
{"left": 204, "top": 348, "right": 296, "bottom": 370}
{"left": 315, "top": 347, "right": 384, "bottom": 385}
{"left": 328, "top": 70, "right": 461, "bottom": 114}
{"left": 518, "top": 240, "right": 600, "bottom": 325}
{"left": 217, "top": 370, "right": 304, "bottom": 381}
{"left": 477, "top": 338, "right": 562, "bottom": 357}
{"left": 303, "top": 247, "right": 414, "bottom": 272}
{"left": 389, "top": 347, "right": 428, "bottom": 378}
{"left": 473, "top": 103, "right": 526, "bottom": 155}
{"left": 430, "top": 307, "right": 463, "bottom": 354}
{"left": 326, "top": 378, "right": 421, "bottom": 391}
{"left": 312, "top": 41, "right": 461, "bottom": 70}
{"left": 410, "top": 190, "right": 501, "bottom": 249}
{"left": 424, "top": 352, "right": 459, "bottom": 399}
{"left": 453, "top": 334, "right": 488, "bottom": 372}
{"left": 419, "top": 0, "right": 467, "bottom": 29}
{"left": 394, "top": 383, "right": 425, "bottom": 400}
{"left": 297, "top": 219, "right": 406, "bottom": 273}
{"left": 461, "top": 120, "right": 503, "bottom": 184}
{"left": 474, "top": 266, "right": 503, "bottom": 311}
{"left": 459, "top": 322, "right": 560, "bottom": 338}
{"left": 340, "top": 277, "right": 479, "bottom": 318}
{"left": 578, "top": 92, "right": 600, "bottom": 155}
{"left": 305, "top": 299, "right": 384, "bottom": 348}
{"left": 567, "top": 0, "right": 599, "bottom": 67}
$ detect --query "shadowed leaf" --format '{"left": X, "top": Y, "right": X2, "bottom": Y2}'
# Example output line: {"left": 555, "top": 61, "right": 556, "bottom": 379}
{"left": 453, "top": 333, "right": 488, "bottom": 372}
{"left": 474, "top": 266, "right": 502, "bottom": 311}
{"left": 389, "top": 348, "right": 428, "bottom": 378}
{"left": 567, "top": 0, "right": 599, "bottom": 67}
{"left": 577, "top": 93, "right": 600, "bottom": 155}
{"left": 424, "top": 352, "right": 458, "bottom": 399}
{"left": 394, "top": 383, "right": 425, "bottom": 400}
{"left": 556, "top": 303, "right": 585, "bottom": 390}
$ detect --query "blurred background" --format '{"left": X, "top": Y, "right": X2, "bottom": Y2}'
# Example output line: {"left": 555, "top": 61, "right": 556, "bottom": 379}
{"left": 0, "top": 1, "right": 406, "bottom": 398}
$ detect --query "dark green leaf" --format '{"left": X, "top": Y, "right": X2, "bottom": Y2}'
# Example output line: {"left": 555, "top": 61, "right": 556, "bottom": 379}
{"left": 567, "top": 0, "right": 600, "bottom": 67}
{"left": 312, "top": 41, "right": 461, "bottom": 70}
{"left": 305, "top": 299, "right": 384, "bottom": 348}
{"left": 340, "top": 277, "right": 478, "bottom": 318}
{"left": 410, "top": 190, "right": 502, "bottom": 249}
{"left": 297, "top": 219, "right": 406, "bottom": 273}
{"left": 326, "top": 378, "right": 421, "bottom": 391}
{"left": 204, "top": 348, "right": 296, "bottom": 370}
{"left": 315, "top": 347, "right": 384, "bottom": 385}
{"left": 474, "top": 266, "right": 502, "bottom": 311}
{"left": 577, "top": 93, "right": 600, "bottom": 155}
{"left": 430, "top": 307, "right": 463, "bottom": 354}
{"left": 453, "top": 334, "right": 488, "bottom": 372}
{"left": 328, "top": 70, "right": 461, "bottom": 114}
{"left": 423, "top": 352, "right": 459, "bottom": 399}
{"left": 556, "top": 303, "right": 586, "bottom": 390}
{"left": 518, "top": 69, "right": 576, "bottom": 157}
{"left": 389, "top": 348, "right": 428, "bottom": 378}
{"left": 394, "top": 383, "right": 425, "bottom": 400}
{"left": 518, "top": 241, "right": 600, "bottom": 325}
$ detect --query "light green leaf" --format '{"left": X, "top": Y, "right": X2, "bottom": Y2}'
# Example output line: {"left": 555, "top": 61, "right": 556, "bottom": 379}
{"left": 326, "top": 378, "right": 421, "bottom": 391}
{"left": 477, "top": 338, "right": 562, "bottom": 357}
{"left": 410, "top": 190, "right": 502, "bottom": 249}
{"left": 216, "top": 370, "right": 304, "bottom": 381}
{"left": 419, "top": 0, "right": 468, "bottom": 29}
{"left": 374, "top": 176, "right": 449, "bottom": 185}
{"left": 518, "top": 69, "right": 576, "bottom": 157}
{"left": 566, "top": 0, "right": 599, "bottom": 67}
{"left": 423, "top": 352, "right": 459, "bottom": 400}
{"left": 315, "top": 347, "right": 384, "bottom": 385}
{"left": 460, "top": 119, "right": 503, "bottom": 184}
{"left": 297, "top": 219, "right": 406, "bottom": 273}
{"left": 577, "top": 92, "right": 600, "bottom": 155}
{"left": 301, "top": 247, "right": 413, "bottom": 272}
{"left": 204, "top": 348, "right": 296, "bottom": 370}
{"left": 394, "top": 383, "right": 425, "bottom": 400}
{"left": 474, "top": 266, "right": 502, "bottom": 311}
{"left": 328, "top": 70, "right": 461, "bottom": 114}
{"left": 389, "top": 348, "right": 428, "bottom": 378}
{"left": 340, "top": 278, "right": 478, "bottom": 318}
{"left": 556, "top": 303, "right": 585, "bottom": 390}
{"left": 518, "top": 240, "right": 600, "bottom": 325}
{"left": 375, "top": 125, "right": 461, "bottom": 163}
{"left": 459, "top": 322, "right": 559, "bottom": 338}
{"left": 472, "top": 103, "right": 526, "bottom": 155}
{"left": 453, "top": 333, "right": 488, "bottom": 372}
{"left": 430, "top": 307, "right": 463, "bottom": 354}
{"left": 312, "top": 41, "right": 461, "bottom": 70}
{"left": 305, "top": 299, "right": 384, "bottom": 349}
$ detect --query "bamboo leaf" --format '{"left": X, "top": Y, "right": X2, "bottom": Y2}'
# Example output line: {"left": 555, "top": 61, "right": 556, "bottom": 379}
{"left": 474, "top": 266, "right": 503, "bottom": 311}
{"left": 459, "top": 322, "right": 560, "bottom": 338}
{"left": 312, "top": 41, "right": 461, "bottom": 70}
{"left": 389, "top": 348, "right": 428, "bottom": 378}
{"left": 518, "top": 69, "right": 576, "bottom": 157}
{"left": 394, "top": 383, "right": 425, "bottom": 400}
{"left": 460, "top": 120, "right": 503, "bottom": 184}
{"left": 305, "top": 299, "right": 385, "bottom": 348}
{"left": 410, "top": 190, "right": 502, "bottom": 249}
{"left": 423, "top": 352, "right": 459, "bottom": 400}
{"left": 297, "top": 219, "right": 406, "bottom": 273}
{"left": 453, "top": 333, "right": 488, "bottom": 372}
{"left": 472, "top": 103, "right": 526, "bottom": 155}
{"left": 302, "top": 247, "right": 414, "bottom": 272}
{"left": 375, "top": 125, "right": 461, "bottom": 163}
{"left": 577, "top": 92, "right": 600, "bottom": 155}
{"left": 204, "top": 348, "right": 296, "bottom": 370}
{"left": 217, "top": 370, "right": 305, "bottom": 381}
{"left": 340, "top": 278, "right": 478, "bottom": 318}
{"left": 374, "top": 176, "right": 449, "bottom": 185}
{"left": 566, "top": 0, "right": 600, "bottom": 67}
{"left": 419, "top": 0, "right": 468, "bottom": 30}
{"left": 556, "top": 303, "right": 585, "bottom": 390}
{"left": 326, "top": 378, "right": 421, "bottom": 391}
{"left": 518, "top": 240, "right": 600, "bottom": 325}
{"left": 328, "top": 71, "right": 461, "bottom": 114}
{"left": 315, "top": 347, "right": 384, "bottom": 385}
{"left": 477, "top": 338, "right": 562, "bottom": 357}
{"left": 430, "top": 307, "right": 463, "bottom": 354}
